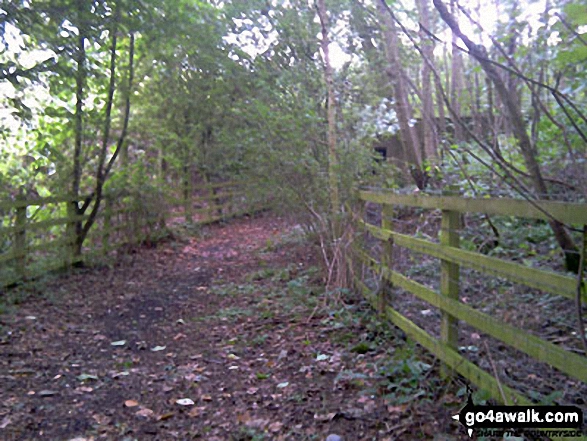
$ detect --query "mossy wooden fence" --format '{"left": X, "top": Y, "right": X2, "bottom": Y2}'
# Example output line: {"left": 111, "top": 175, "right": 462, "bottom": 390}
{"left": 354, "top": 190, "right": 587, "bottom": 439}
{"left": 0, "top": 181, "right": 266, "bottom": 289}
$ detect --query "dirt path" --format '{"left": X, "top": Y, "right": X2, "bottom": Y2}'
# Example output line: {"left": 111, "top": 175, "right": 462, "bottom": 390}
{"left": 0, "top": 214, "right": 465, "bottom": 441}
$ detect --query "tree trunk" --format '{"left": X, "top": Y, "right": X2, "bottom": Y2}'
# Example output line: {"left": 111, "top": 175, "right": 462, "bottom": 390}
{"left": 433, "top": 0, "right": 579, "bottom": 272}
{"left": 316, "top": 0, "right": 340, "bottom": 214}
{"left": 70, "top": 0, "right": 87, "bottom": 258}
{"left": 416, "top": 0, "right": 438, "bottom": 161}
{"left": 449, "top": 0, "right": 464, "bottom": 142}
{"left": 80, "top": 31, "right": 135, "bottom": 249}
{"left": 377, "top": 0, "right": 426, "bottom": 189}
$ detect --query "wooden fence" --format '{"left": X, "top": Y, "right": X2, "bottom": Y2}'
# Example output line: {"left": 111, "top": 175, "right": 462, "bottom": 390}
{"left": 354, "top": 190, "right": 587, "bottom": 439}
{"left": 0, "top": 180, "right": 267, "bottom": 289}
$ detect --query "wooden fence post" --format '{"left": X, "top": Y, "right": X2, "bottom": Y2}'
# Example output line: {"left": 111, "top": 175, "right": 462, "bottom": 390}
{"left": 380, "top": 204, "right": 394, "bottom": 313}
{"left": 65, "top": 198, "right": 78, "bottom": 266}
{"left": 14, "top": 197, "right": 27, "bottom": 280}
{"left": 440, "top": 208, "right": 460, "bottom": 378}
{"left": 184, "top": 179, "right": 193, "bottom": 224}
{"left": 206, "top": 183, "right": 215, "bottom": 223}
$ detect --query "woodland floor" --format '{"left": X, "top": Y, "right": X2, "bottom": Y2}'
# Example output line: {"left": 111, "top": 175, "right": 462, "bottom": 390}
{"left": 0, "top": 213, "right": 471, "bottom": 441}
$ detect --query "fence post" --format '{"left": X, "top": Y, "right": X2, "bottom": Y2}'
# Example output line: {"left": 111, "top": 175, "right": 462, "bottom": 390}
{"left": 206, "top": 183, "right": 215, "bottom": 223}
{"left": 102, "top": 195, "right": 112, "bottom": 255}
{"left": 380, "top": 204, "right": 394, "bottom": 313}
{"left": 440, "top": 207, "right": 460, "bottom": 378}
{"left": 65, "top": 198, "right": 79, "bottom": 266}
{"left": 14, "top": 195, "right": 27, "bottom": 280}
{"left": 184, "top": 179, "right": 193, "bottom": 224}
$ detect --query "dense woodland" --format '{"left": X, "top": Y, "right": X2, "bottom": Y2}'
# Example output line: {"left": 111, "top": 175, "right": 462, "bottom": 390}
{"left": 1, "top": 0, "right": 586, "bottom": 270}
{"left": 1, "top": 1, "right": 586, "bottom": 439}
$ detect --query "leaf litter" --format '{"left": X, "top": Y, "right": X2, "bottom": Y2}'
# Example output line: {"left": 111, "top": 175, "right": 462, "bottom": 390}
{"left": 0, "top": 214, "right": 468, "bottom": 440}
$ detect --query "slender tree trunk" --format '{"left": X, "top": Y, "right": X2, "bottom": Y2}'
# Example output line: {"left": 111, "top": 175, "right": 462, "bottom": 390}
{"left": 417, "top": 0, "right": 437, "bottom": 161}
{"left": 377, "top": 0, "right": 426, "bottom": 188}
{"left": 473, "top": 71, "right": 482, "bottom": 137}
{"left": 433, "top": 0, "right": 579, "bottom": 272}
{"left": 80, "top": 31, "right": 135, "bottom": 247}
{"left": 70, "top": 0, "right": 86, "bottom": 257}
{"left": 316, "top": 0, "right": 340, "bottom": 214}
{"left": 449, "top": 0, "right": 464, "bottom": 142}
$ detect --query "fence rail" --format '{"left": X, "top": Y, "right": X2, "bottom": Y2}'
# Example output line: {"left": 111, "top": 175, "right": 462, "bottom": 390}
{"left": 0, "top": 180, "right": 266, "bottom": 289}
{"left": 354, "top": 189, "right": 587, "bottom": 441}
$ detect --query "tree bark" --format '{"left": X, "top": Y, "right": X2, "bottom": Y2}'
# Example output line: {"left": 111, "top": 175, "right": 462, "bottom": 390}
{"left": 416, "top": 0, "right": 438, "bottom": 161}
{"left": 70, "top": 0, "right": 87, "bottom": 257}
{"left": 316, "top": 0, "right": 340, "bottom": 214}
{"left": 433, "top": 0, "right": 579, "bottom": 272}
{"left": 449, "top": 0, "right": 464, "bottom": 142}
{"left": 377, "top": 0, "right": 426, "bottom": 188}
{"left": 80, "top": 30, "right": 135, "bottom": 249}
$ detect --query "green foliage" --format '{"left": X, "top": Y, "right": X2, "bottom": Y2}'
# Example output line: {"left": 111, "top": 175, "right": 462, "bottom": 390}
{"left": 379, "top": 344, "right": 433, "bottom": 404}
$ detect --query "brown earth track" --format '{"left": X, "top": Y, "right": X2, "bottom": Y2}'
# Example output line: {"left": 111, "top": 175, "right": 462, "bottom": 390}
{"left": 0, "top": 214, "right": 467, "bottom": 441}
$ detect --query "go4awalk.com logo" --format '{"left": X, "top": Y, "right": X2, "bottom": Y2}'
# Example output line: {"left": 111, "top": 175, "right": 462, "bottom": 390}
{"left": 452, "top": 392, "right": 585, "bottom": 438}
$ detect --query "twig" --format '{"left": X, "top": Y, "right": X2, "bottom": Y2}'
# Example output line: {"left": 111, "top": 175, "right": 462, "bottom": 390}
{"left": 483, "top": 341, "right": 508, "bottom": 405}
{"left": 554, "top": 12, "right": 587, "bottom": 47}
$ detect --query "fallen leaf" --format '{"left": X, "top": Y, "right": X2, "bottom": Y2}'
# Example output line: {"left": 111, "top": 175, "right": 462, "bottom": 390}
{"left": 0, "top": 417, "right": 11, "bottom": 429}
{"left": 237, "top": 412, "right": 251, "bottom": 423}
{"left": 201, "top": 395, "right": 212, "bottom": 401}
{"left": 268, "top": 421, "right": 283, "bottom": 432}
{"left": 110, "top": 340, "right": 126, "bottom": 346}
{"left": 125, "top": 400, "right": 140, "bottom": 408}
{"left": 276, "top": 382, "right": 289, "bottom": 388}
{"left": 176, "top": 398, "right": 195, "bottom": 406}
{"left": 92, "top": 414, "right": 111, "bottom": 426}
{"left": 314, "top": 412, "right": 336, "bottom": 422}
{"left": 135, "top": 408, "right": 155, "bottom": 419}
{"left": 39, "top": 390, "right": 58, "bottom": 397}
{"left": 77, "top": 373, "right": 99, "bottom": 381}
{"left": 158, "top": 412, "right": 174, "bottom": 421}
{"left": 245, "top": 419, "right": 269, "bottom": 429}
{"left": 188, "top": 406, "right": 206, "bottom": 417}
{"left": 151, "top": 345, "right": 166, "bottom": 352}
